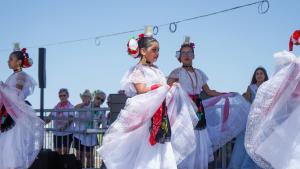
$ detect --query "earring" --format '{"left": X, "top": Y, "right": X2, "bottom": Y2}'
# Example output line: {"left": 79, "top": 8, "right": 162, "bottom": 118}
{"left": 141, "top": 56, "right": 147, "bottom": 65}
{"left": 15, "top": 65, "right": 22, "bottom": 72}
{"left": 18, "top": 64, "right": 22, "bottom": 71}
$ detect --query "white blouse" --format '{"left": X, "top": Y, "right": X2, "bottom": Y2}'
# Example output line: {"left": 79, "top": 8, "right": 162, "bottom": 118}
{"left": 5, "top": 71, "right": 37, "bottom": 100}
{"left": 169, "top": 67, "right": 208, "bottom": 95}
{"left": 121, "top": 64, "right": 167, "bottom": 97}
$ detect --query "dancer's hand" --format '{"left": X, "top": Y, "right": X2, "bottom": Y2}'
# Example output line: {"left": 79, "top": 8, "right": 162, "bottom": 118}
{"left": 167, "top": 78, "right": 178, "bottom": 86}
{"left": 171, "top": 82, "right": 179, "bottom": 88}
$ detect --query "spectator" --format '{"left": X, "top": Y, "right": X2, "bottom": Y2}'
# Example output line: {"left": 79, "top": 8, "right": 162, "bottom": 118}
{"left": 92, "top": 90, "right": 107, "bottom": 129}
{"left": 73, "top": 89, "right": 94, "bottom": 168}
{"left": 46, "top": 88, "right": 74, "bottom": 155}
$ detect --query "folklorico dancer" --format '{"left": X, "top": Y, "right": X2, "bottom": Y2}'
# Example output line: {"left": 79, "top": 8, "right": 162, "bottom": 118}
{"left": 168, "top": 36, "right": 251, "bottom": 169}
{"left": 98, "top": 27, "right": 199, "bottom": 169}
{"left": 245, "top": 30, "right": 300, "bottom": 169}
{"left": 0, "top": 43, "right": 44, "bottom": 169}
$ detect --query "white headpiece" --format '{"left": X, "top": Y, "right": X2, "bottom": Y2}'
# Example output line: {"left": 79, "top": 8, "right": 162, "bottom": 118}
{"left": 183, "top": 36, "right": 190, "bottom": 45}
{"left": 176, "top": 36, "right": 195, "bottom": 60}
{"left": 13, "top": 42, "right": 20, "bottom": 51}
{"left": 144, "top": 26, "right": 153, "bottom": 37}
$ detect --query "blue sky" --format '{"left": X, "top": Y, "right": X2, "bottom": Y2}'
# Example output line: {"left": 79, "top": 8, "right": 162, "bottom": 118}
{"left": 0, "top": 0, "right": 299, "bottom": 108}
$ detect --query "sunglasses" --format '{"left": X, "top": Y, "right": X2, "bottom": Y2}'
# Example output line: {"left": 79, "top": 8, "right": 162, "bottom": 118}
{"left": 95, "top": 97, "right": 104, "bottom": 102}
{"left": 59, "top": 94, "right": 67, "bottom": 97}
{"left": 180, "top": 51, "right": 194, "bottom": 57}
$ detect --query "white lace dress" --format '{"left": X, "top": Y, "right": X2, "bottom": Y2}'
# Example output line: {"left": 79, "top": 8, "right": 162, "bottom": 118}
{"left": 169, "top": 67, "right": 214, "bottom": 169}
{"left": 245, "top": 51, "right": 300, "bottom": 169}
{"left": 0, "top": 71, "right": 44, "bottom": 169}
{"left": 98, "top": 64, "right": 198, "bottom": 169}
{"left": 169, "top": 67, "right": 250, "bottom": 169}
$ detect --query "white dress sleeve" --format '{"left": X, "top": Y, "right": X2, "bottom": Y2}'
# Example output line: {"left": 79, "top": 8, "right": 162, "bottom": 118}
{"left": 168, "top": 68, "right": 180, "bottom": 79}
{"left": 120, "top": 65, "right": 146, "bottom": 97}
{"left": 197, "top": 69, "right": 209, "bottom": 87}
{"left": 130, "top": 67, "right": 147, "bottom": 84}
{"left": 15, "top": 72, "right": 37, "bottom": 99}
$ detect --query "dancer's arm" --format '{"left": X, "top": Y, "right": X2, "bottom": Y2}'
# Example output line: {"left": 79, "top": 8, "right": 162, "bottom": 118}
{"left": 243, "top": 87, "right": 252, "bottom": 102}
{"left": 134, "top": 83, "right": 162, "bottom": 94}
{"left": 167, "top": 69, "right": 179, "bottom": 86}
{"left": 202, "top": 84, "right": 223, "bottom": 97}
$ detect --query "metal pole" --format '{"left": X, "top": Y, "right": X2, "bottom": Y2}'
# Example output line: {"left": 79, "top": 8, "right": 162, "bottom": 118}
{"left": 40, "top": 88, "right": 44, "bottom": 120}
{"left": 38, "top": 47, "right": 46, "bottom": 120}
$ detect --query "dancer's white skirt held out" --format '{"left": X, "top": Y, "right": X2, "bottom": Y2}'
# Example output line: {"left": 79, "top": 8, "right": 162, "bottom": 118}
{"left": 245, "top": 51, "right": 300, "bottom": 169}
{"left": 98, "top": 84, "right": 199, "bottom": 169}
{"left": 0, "top": 82, "right": 44, "bottom": 169}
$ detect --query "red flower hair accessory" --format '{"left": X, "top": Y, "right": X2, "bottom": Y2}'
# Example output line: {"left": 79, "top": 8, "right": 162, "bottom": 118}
{"left": 289, "top": 30, "right": 300, "bottom": 51}
{"left": 21, "top": 48, "right": 33, "bottom": 68}
{"left": 127, "top": 33, "right": 145, "bottom": 58}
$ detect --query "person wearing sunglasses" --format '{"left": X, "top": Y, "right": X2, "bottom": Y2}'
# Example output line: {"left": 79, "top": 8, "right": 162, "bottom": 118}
{"left": 46, "top": 88, "right": 74, "bottom": 155}
{"left": 168, "top": 36, "right": 250, "bottom": 169}
{"left": 91, "top": 90, "right": 107, "bottom": 129}
{"left": 168, "top": 36, "right": 221, "bottom": 169}
{"left": 81, "top": 90, "right": 107, "bottom": 168}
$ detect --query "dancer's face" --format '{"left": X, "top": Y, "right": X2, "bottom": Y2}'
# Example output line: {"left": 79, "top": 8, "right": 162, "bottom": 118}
{"left": 255, "top": 69, "right": 266, "bottom": 83}
{"left": 141, "top": 42, "right": 160, "bottom": 64}
{"left": 8, "top": 54, "right": 22, "bottom": 70}
{"left": 59, "top": 91, "right": 69, "bottom": 103}
{"left": 180, "top": 47, "right": 194, "bottom": 66}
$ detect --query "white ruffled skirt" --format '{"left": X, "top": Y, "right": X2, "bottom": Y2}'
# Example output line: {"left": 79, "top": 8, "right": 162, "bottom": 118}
{"left": 204, "top": 93, "right": 250, "bottom": 151}
{"left": 0, "top": 83, "right": 44, "bottom": 169}
{"left": 178, "top": 129, "right": 214, "bottom": 169}
{"left": 245, "top": 51, "right": 300, "bottom": 169}
{"left": 178, "top": 93, "right": 250, "bottom": 169}
{"left": 98, "top": 84, "right": 198, "bottom": 169}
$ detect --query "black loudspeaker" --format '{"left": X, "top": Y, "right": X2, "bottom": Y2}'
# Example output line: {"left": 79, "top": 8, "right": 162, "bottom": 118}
{"left": 107, "top": 94, "right": 127, "bottom": 124}
{"left": 29, "top": 149, "right": 59, "bottom": 169}
{"left": 38, "top": 48, "right": 46, "bottom": 88}
{"left": 58, "top": 154, "right": 82, "bottom": 169}
{"left": 29, "top": 150, "right": 82, "bottom": 169}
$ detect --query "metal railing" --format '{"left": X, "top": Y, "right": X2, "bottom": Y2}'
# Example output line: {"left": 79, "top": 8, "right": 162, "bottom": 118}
{"left": 36, "top": 107, "right": 234, "bottom": 169}
{"left": 37, "top": 107, "right": 109, "bottom": 169}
